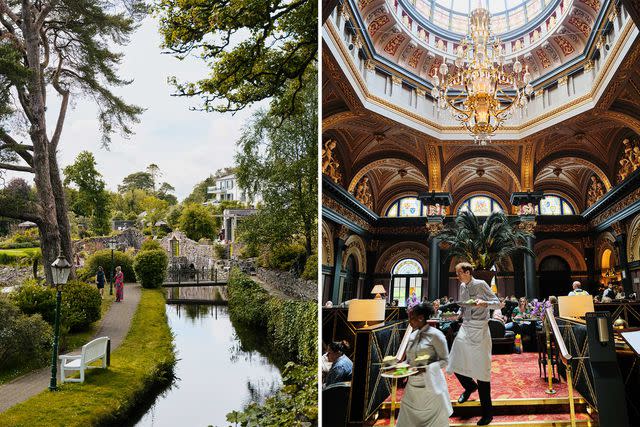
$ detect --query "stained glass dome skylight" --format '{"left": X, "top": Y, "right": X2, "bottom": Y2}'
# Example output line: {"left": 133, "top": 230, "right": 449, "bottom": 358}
{"left": 411, "top": 0, "right": 557, "bottom": 37}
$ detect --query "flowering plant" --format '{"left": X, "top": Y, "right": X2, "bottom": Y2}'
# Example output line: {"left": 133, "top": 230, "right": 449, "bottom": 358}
{"left": 531, "top": 299, "right": 551, "bottom": 320}
{"left": 406, "top": 293, "right": 420, "bottom": 312}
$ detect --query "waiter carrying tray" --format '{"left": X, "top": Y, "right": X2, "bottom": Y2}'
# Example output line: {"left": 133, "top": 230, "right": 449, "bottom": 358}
{"left": 447, "top": 262, "right": 500, "bottom": 426}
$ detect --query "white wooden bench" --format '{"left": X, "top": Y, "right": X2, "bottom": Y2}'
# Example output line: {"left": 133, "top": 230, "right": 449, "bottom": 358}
{"left": 59, "top": 336, "right": 109, "bottom": 383}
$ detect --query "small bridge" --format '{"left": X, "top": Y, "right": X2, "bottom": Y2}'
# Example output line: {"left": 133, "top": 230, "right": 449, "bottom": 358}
{"left": 162, "top": 267, "right": 229, "bottom": 287}
{"left": 165, "top": 285, "right": 228, "bottom": 305}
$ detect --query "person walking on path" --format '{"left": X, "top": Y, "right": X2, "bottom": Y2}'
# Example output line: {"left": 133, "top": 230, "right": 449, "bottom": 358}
{"left": 447, "top": 262, "right": 500, "bottom": 426}
{"left": 96, "top": 266, "right": 106, "bottom": 297}
{"left": 114, "top": 266, "right": 124, "bottom": 302}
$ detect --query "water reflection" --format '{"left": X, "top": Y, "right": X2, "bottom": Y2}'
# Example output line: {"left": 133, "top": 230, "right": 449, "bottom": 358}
{"left": 166, "top": 285, "right": 228, "bottom": 304}
{"left": 135, "top": 304, "right": 281, "bottom": 427}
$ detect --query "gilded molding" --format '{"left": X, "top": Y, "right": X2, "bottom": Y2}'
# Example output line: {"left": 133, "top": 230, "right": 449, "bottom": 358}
{"left": 590, "top": 186, "right": 640, "bottom": 228}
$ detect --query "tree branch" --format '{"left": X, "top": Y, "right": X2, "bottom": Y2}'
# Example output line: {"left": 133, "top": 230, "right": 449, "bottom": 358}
{"left": 0, "top": 162, "right": 34, "bottom": 173}
{"left": 0, "top": 0, "right": 21, "bottom": 24}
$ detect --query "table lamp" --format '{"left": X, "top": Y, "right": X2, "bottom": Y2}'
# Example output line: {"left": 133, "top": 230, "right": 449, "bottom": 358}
{"left": 347, "top": 299, "right": 386, "bottom": 328}
{"left": 558, "top": 295, "right": 594, "bottom": 320}
{"left": 370, "top": 284, "right": 387, "bottom": 299}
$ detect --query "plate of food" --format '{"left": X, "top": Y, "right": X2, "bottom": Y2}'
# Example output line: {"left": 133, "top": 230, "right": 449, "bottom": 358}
{"left": 385, "top": 364, "right": 418, "bottom": 377}
{"left": 457, "top": 299, "right": 478, "bottom": 306}
{"left": 413, "top": 354, "right": 431, "bottom": 367}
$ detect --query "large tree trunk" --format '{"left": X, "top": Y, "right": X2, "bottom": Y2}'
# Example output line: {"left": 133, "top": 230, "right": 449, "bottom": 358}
{"left": 23, "top": 3, "right": 60, "bottom": 284}
{"left": 49, "top": 151, "right": 75, "bottom": 278}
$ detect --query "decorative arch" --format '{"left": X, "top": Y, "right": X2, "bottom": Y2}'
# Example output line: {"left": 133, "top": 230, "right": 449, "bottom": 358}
{"left": 342, "top": 234, "right": 367, "bottom": 273}
{"left": 627, "top": 213, "right": 640, "bottom": 263}
{"left": 348, "top": 157, "right": 429, "bottom": 193}
{"left": 375, "top": 241, "right": 429, "bottom": 274}
{"left": 442, "top": 159, "right": 522, "bottom": 192}
{"left": 321, "top": 221, "right": 335, "bottom": 266}
{"left": 451, "top": 190, "right": 509, "bottom": 214}
{"left": 595, "top": 232, "right": 618, "bottom": 271}
{"left": 535, "top": 239, "right": 587, "bottom": 272}
{"left": 534, "top": 155, "right": 612, "bottom": 190}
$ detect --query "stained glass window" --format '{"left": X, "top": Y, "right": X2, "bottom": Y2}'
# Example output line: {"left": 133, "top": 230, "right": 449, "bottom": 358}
{"left": 537, "top": 195, "right": 575, "bottom": 215}
{"left": 458, "top": 195, "right": 503, "bottom": 216}
{"left": 392, "top": 259, "right": 424, "bottom": 306}
{"left": 386, "top": 197, "right": 426, "bottom": 217}
{"left": 393, "top": 258, "right": 424, "bottom": 275}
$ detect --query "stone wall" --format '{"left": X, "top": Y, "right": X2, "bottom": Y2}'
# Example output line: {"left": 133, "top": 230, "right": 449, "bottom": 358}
{"left": 74, "top": 228, "right": 145, "bottom": 255}
{"left": 0, "top": 266, "right": 34, "bottom": 287}
{"left": 160, "top": 231, "right": 215, "bottom": 269}
{"left": 256, "top": 267, "right": 316, "bottom": 301}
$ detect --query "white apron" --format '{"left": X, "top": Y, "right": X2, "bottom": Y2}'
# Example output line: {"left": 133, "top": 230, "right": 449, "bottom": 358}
{"left": 447, "top": 319, "right": 492, "bottom": 382}
{"left": 397, "top": 363, "right": 452, "bottom": 427}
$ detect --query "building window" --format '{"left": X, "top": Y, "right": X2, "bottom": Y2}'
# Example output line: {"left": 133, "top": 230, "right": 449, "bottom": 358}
{"left": 458, "top": 195, "right": 503, "bottom": 216}
{"left": 391, "top": 258, "right": 424, "bottom": 306}
{"left": 537, "top": 195, "right": 575, "bottom": 215}
{"left": 385, "top": 197, "right": 427, "bottom": 217}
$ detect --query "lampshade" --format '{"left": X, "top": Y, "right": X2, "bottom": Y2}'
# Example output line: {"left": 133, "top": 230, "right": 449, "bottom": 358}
{"left": 558, "top": 295, "right": 594, "bottom": 319}
{"left": 51, "top": 255, "right": 71, "bottom": 289}
{"left": 107, "top": 239, "right": 117, "bottom": 250}
{"left": 370, "top": 285, "right": 387, "bottom": 299}
{"left": 347, "top": 299, "right": 386, "bottom": 327}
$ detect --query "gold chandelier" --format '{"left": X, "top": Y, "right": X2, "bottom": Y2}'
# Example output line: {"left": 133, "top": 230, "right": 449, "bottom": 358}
{"left": 431, "top": 7, "right": 533, "bottom": 144}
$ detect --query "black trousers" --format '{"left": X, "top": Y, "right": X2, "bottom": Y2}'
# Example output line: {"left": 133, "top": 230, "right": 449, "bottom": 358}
{"left": 455, "top": 373, "right": 493, "bottom": 417}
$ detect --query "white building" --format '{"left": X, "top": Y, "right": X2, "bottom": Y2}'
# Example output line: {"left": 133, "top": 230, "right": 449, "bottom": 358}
{"left": 206, "top": 173, "right": 262, "bottom": 206}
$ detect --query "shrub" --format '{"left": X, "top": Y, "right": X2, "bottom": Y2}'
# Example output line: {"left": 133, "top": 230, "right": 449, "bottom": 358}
{"left": 0, "top": 298, "right": 52, "bottom": 371}
{"left": 11, "top": 282, "right": 57, "bottom": 324}
{"left": 214, "top": 242, "right": 228, "bottom": 259}
{"left": 61, "top": 280, "right": 102, "bottom": 332}
{"left": 140, "top": 239, "right": 162, "bottom": 252}
{"left": 238, "top": 243, "right": 259, "bottom": 259}
{"left": 261, "top": 243, "right": 306, "bottom": 272}
{"left": 81, "top": 249, "right": 134, "bottom": 283}
{"left": 133, "top": 249, "right": 168, "bottom": 289}
{"left": 301, "top": 253, "right": 317, "bottom": 281}
{"left": 178, "top": 204, "right": 216, "bottom": 241}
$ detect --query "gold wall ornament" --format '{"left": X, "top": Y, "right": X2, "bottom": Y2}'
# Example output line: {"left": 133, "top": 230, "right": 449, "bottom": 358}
{"left": 431, "top": 7, "right": 532, "bottom": 144}
{"left": 354, "top": 176, "right": 374, "bottom": 210}
{"left": 587, "top": 175, "right": 605, "bottom": 206}
{"left": 425, "top": 221, "right": 444, "bottom": 235}
{"left": 322, "top": 139, "right": 343, "bottom": 185}
{"left": 518, "top": 221, "right": 537, "bottom": 234}
{"left": 616, "top": 138, "right": 640, "bottom": 183}
{"left": 583, "top": 60, "right": 594, "bottom": 71}
{"left": 611, "top": 221, "right": 624, "bottom": 237}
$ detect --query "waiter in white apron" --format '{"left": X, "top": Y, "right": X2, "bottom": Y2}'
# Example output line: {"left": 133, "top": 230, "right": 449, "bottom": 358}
{"left": 447, "top": 262, "right": 500, "bottom": 426}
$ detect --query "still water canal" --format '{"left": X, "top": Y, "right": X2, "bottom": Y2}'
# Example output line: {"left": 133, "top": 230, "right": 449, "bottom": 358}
{"left": 134, "top": 286, "right": 282, "bottom": 427}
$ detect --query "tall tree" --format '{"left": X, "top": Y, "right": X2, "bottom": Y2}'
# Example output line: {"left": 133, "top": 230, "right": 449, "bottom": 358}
{"left": 63, "top": 151, "right": 111, "bottom": 236}
{"left": 0, "top": 0, "right": 144, "bottom": 282}
{"left": 146, "top": 163, "right": 161, "bottom": 191}
{"left": 235, "top": 73, "right": 317, "bottom": 256}
{"left": 118, "top": 171, "right": 154, "bottom": 193}
{"left": 155, "top": 0, "right": 317, "bottom": 116}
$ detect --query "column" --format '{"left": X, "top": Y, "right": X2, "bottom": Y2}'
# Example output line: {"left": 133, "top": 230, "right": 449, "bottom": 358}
{"left": 615, "top": 233, "right": 633, "bottom": 295}
{"left": 331, "top": 237, "right": 345, "bottom": 303}
{"left": 510, "top": 192, "right": 544, "bottom": 299}
{"left": 524, "top": 234, "right": 537, "bottom": 299}
{"left": 428, "top": 235, "right": 440, "bottom": 299}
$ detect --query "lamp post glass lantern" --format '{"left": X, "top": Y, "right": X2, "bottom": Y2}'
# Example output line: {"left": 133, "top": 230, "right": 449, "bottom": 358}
{"left": 107, "top": 240, "right": 117, "bottom": 296}
{"left": 49, "top": 254, "right": 71, "bottom": 391}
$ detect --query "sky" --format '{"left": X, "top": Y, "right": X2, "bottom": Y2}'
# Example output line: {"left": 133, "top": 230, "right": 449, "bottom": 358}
{"left": 8, "top": 17, "right": 263, "bottom": 201}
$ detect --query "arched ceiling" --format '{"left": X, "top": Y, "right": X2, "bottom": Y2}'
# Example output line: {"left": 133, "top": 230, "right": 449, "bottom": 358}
{"left": 355, "top": 0, "right": 605, "bottom": 86}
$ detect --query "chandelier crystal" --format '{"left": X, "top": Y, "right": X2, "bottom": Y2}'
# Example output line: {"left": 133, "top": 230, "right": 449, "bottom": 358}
{"left": 432, "top": 6, "right": 532, "bottom": 144}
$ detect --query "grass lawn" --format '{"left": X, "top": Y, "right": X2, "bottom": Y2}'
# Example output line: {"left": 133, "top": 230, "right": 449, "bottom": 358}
{"left": 0, "top": 288, "right": 175, "bottom": 427}
{"left": 0, "top": 247, "right": 40, "bottom": 257}
{"left": 0, "top": 294, "right": 115, "bottom": 386}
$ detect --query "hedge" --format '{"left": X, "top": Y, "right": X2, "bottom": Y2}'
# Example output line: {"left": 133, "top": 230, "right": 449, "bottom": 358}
{"left": 78, "top": 250, "right": 134, "bottom": 283}
{"left": 133, "top": 249, "right": 168, "bottom": 289}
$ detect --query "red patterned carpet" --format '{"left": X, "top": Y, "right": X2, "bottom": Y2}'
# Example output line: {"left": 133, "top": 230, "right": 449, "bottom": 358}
{"left": 384, "top": 352, "right": 570, "bottom": 404}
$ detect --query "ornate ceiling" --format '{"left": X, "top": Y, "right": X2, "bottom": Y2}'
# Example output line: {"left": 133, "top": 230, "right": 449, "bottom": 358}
{"left": 354, "top": 0, "right": 606, "bottom": 86}
{"left": 322, "top": 24, "right": 640, "bottom": 216}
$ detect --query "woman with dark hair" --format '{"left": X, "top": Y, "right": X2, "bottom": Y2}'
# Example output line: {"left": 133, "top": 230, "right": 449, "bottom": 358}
{"left": 397, "top": 302, "right": 452, "bottom": 427}
{"left": 324, "top": 340, "right": 352, "bottom": 386}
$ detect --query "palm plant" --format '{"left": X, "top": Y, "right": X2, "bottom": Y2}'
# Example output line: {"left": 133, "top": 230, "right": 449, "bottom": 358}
{"left": 437, "top": 210, "right": 535, "bottom": 272}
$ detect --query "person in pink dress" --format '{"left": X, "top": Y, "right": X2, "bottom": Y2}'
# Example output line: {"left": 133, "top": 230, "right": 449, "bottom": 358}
{"left": 114, "top": 266, "right": 124, "bottom": 302}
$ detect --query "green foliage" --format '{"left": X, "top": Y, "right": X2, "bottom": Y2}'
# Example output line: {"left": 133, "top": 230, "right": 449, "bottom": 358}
{"left": 227, "top": 269, "right": 316, "bottom": 365}
{"left": 238, "top": 242, "right": 259, "bottom": 259}
{"left": 81, "top": 249, "right": 135, "bottom": 283}
{"left": 226, "top": 362, "right": 317, "bottom": 426}
{"left": 63, "top": 151, "right": 112, "bottom": 236}
{"left": 140, "top": 239, "right": 163, "bottom": 252}
{"left": 118, "top": 171, "right": 155, "bottom": 193}
{"left": 61, "top": 280, "right": 102, "bottom": 332}
{"left": 133, "top": 249, "right": 168, "bottom": 289}
{"left": 182, "top": 175, "right": 216, "bottom": 205}
{"left": 437, "top": 210, "right": 535, "bottom": 270}
{"left": 0, "top": 227, "right": 39, "bottom": 249}
{"left": 259, "top": 243, "right": 307, "bottom": 273}
{"left": 165, "top": 204, "right": 183, "bottom": 229}
{"left": 301, "top": 253, "right": 317, "bottom": 281}
{"left": 213, "top": 243, "right": 228, "bottom": 259}
{"left": 178, "top": 204, "right": 216, "bottom": 241}
{"left": 0, "top": 298, "right": 52, "bottom": 372}
{"left": 11, "top": 282, "right": 57, "bottom": 324}
{"left": 156, "top": 0, "right": 316, "bottom": 116}
{"left": 235, "top": 76, "right": 317, "bottom": 257}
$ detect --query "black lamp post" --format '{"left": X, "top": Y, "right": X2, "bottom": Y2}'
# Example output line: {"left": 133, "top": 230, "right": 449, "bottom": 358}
{"left": 49, "top": 254, "right": 71, "bottom": 391}
{"left": 108, "top": 240, "right": 116, "bottom": 296}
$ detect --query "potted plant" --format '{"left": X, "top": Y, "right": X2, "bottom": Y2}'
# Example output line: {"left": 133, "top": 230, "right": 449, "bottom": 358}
{"left": 436, "top": 210, "right": 535, "bottom": 283}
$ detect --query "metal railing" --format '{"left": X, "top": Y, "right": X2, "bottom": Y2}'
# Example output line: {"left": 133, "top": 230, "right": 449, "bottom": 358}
{"left": 165, "top": 266, "right": 229, "bottom": 285}
{"left": 544, "top": 307, "right": 577, "bottom": 427}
